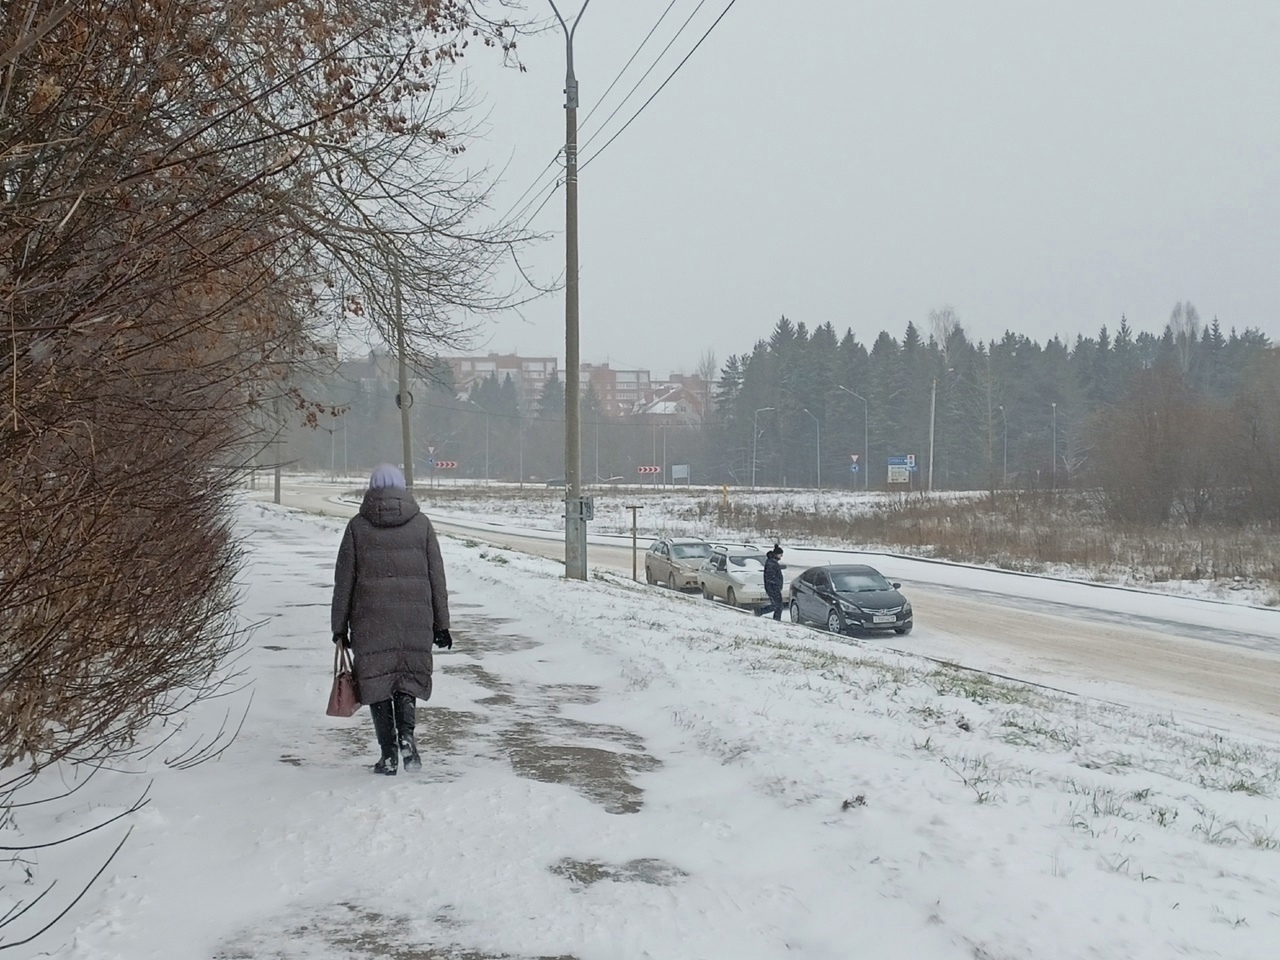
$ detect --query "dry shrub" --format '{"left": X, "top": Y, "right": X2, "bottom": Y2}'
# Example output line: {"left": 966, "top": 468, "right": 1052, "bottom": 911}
{"left": 726, "top": 491, "right": 1280, "bottom": 590}
{"left": 1, "top": 0, "right": 524, "bottom": 767}
{"left": 2, "top": 0, "right": 529, "bottom": 944}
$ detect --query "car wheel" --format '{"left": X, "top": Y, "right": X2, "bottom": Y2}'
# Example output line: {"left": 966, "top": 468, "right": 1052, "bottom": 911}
{"left": 645, "top": 565, "right": 654, "bottom": 585}
{"left": 790, "top": 600, "right": 802, "bottom": 624}
{"left": 826, "top": 608, "right": 843, "bottom": 635}
{"left": 727, "top": 588, "right": 737, "bottom": 608}
{"left": 894, "top": 624, "right": 913, "bottom": 635}
{"left": 701, "top": 584, "right": 710, "bottom": 600}
{"left": 668, "top": 574, "right": 678, "bottom": 591}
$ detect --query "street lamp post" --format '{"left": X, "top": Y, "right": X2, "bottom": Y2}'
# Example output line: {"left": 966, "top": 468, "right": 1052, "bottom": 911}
{"left": 801, "top": 408, "right": 820, "bottom": 492}
{"left": 1051, "top": 401, "right": 1057, "bottom": 489}
{"left": 752, "top": 406, "right": 774, "bottom": 489}
{"left": 547, "top": 0, "right": 592, "bottom": 580}
{"left": 999, "top": 404, "right": 1007, "bottom": 487}
{"left": 835, "top": 386, "right": 868, "bottom": 492}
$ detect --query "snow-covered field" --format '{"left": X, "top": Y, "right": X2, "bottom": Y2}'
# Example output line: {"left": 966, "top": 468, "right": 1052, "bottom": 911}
{"left": 12, "top": 499, "right": 1280, "bottom": 959}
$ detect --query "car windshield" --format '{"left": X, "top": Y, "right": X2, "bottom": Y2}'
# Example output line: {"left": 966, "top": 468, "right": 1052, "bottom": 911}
{"left": 672, "top": 543, "right": 711, "bottom": 560}
{"left": 830, "top": 570, "right": 892, "bottom": 593}
{"left": 727, "top": 555, "right": 766, "bottom": 571}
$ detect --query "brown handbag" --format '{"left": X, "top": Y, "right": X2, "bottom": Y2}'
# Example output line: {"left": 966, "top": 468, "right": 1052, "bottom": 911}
{"left": 326, "top": 643, "right": 361, "bottom": 717}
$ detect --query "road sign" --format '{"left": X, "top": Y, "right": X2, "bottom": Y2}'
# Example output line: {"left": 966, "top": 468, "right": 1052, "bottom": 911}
{"left": 427, "top": 446, "right": 435, "bottom": 455}
{"left": 435, "top": 460, "right": 457, "bottom": 469}
{"left": 636, "top": 465, "right": 660, "bottom": 475}
{"left": 906, "top": 454, "right": 916, "bottom": 467}
{"left": 850, "top": 454, "right": 860, "bottom": 463}
{"left": 850, "top": 464, "right": 859, "bottom": 473}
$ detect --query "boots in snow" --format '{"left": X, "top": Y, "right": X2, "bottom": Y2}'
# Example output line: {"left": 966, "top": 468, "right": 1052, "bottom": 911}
{"left": 370, "top": 699, "right": 399, "bottom": 776}
{"left": 394, "top": 692, "right": 421, "bottom": 771}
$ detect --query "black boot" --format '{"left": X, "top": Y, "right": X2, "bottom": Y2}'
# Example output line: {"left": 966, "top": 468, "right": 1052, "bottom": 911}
{"left": 393, "top": 692, "right": 421, "bottom": 771}
{"left": 369, "top": 699, "right": 398, "bottom": 776}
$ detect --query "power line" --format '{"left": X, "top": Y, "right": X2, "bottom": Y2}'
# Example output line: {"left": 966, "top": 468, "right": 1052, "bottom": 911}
{"left": 508, "top": 0, "right": 739, "bottom": 232}
{"left": 581, "top": 0, "right": 740, "bottom": 173}
{"left": 498, "top": 151, "right": 562, "bottom": 224}
{"left": 520, "top": 178, "right": 563, "bottom": 228}
{"left": 579, "top": 0, "right": 711, "bottom": 153}
{"left": 501, "top": 0, "right": 684, "bottom": 228}
{"left": 579, "top": 0, "right": 682, "bottom": 133}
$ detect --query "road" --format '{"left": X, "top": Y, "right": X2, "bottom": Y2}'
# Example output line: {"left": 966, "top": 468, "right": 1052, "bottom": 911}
{"left": 259, "top": 482, "right": 1280, "bottom": 723}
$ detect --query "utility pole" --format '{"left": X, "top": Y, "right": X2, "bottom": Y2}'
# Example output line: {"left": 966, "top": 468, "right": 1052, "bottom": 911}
{"left": 1051, "top": 401, "right": 1057, "bottom": 490}
{"left": 801, "top": 408, "right": 820, "bottom": 492}
{"left": 752, "top": 406, "right": 774, "bottom": 489}
{"left": 999, "top": 404, "right": 1007, "bottom": 487}
{"left": 835, "top": 387, "right": 869, "bottom": 493}
{"left": 626, "top": 504, "right": 643, "bottom": 580}
{"left": 394, "top": 264, "right": 413, "bottom": 489}
{"left": 927, "top": 378, "right": 937, "bottom": 493}
{"left": 549, "top": 0, "right": 591, "bottom": 580}
{"left": 272, "top": 395, "right": 282, "bottom": 505}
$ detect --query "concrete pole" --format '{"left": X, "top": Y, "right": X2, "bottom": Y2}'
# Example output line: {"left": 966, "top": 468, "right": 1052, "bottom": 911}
{"left": 273, "top": 395, "right": 282, "bottom": 505}
{"left": 752, "top": 406, "right": 774, "bottom": 488}
{"left": 627, "top": 505, "right": 642, "bottom": 580}
{"left": 928, "top": 378, "right": 937, "bottom": 493}
{"left": 1052, "top": 401, "right": 1057, "bottom": 489}
{"left": 549, "top": 0, "right": 591, "bottom": 581}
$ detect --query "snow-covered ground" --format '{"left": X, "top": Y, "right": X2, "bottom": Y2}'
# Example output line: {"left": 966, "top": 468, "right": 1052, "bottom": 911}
{"left": 13, "top": 500, "right": 1280, "bottom": 959}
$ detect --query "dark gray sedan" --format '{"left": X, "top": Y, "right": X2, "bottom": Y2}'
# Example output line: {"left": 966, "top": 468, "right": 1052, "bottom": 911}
{"left": 789, "top": 564, "right": 913, "bottom": 636}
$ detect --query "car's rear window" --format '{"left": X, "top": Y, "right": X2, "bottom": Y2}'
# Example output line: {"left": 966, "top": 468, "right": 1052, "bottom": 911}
{"left": 831, "top": 570, "right": 891, "bottom": 592}
{"left": 728, "top": 555, "right": 766, "bottom": 570}
{"left": 672, "top": 543, "right": 711, "bottom": 559}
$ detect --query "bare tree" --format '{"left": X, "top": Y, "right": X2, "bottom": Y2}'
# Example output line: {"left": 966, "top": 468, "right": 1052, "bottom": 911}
{"left": 1169, "top": 301, "right": 1201, "bottom": 374}
{"left": 1, "top": 0, "right": 535, "bottom": 945}
{"left": 696, "top": 349, "right": 718, "bottom": 418}
{"left": 929, "top": 305, "right": 961, "bottom": 364}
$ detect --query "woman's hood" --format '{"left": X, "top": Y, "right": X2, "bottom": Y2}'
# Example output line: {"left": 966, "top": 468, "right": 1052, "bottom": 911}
{"left": 359, "top": 487, "right": 421, "bottom": 527}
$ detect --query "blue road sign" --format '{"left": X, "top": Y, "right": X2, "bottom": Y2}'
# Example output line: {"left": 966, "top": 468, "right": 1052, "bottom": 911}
{"left": 850, "top": 464, "right": 859, "bottom": 473}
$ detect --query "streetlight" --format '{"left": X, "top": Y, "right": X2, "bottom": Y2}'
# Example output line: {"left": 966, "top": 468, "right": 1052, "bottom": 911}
{"left": 466, "top": 400, "right": 491, "bottom": 481}
{"left": 752, "top": 406, "right": 774, "bottom": 489}
{"left": 1051, "top": 401, "right": 1057, "bottom": 489}
{"left": 998, "top": 404, "right": 1007, "bottom": 487}
{"left": 835, "top": 385, "right": 868, "bottom": 492}
{"left": 801, "top": 408, "right": 820, "bottom": 492}
{"left": 547, "top": 0, "right": 592, "bottom": 580}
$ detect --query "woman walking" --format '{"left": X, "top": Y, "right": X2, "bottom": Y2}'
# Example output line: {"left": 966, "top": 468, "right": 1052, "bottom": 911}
{"left": 331, "top": 464, "right": 453, "bottom": 775}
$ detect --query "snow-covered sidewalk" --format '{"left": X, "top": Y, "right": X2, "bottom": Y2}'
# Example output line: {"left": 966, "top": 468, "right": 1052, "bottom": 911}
{"left": 35, "top": 502, "right": 1280, "bottom": 959}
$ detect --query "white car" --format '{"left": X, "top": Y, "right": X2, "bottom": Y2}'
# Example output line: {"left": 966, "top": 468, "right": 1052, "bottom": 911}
{"left": 697, "top": 544, "right": 789, "bottom": 610}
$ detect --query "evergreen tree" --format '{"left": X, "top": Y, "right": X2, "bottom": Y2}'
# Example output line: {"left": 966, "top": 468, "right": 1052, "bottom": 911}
{"left": 538, "top": 371, "right": 565, "bottom": 420}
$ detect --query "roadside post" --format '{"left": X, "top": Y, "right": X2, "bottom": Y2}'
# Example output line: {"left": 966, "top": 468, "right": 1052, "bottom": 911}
{"left": 626, "top": 504, "right": 643, "bottom": 581}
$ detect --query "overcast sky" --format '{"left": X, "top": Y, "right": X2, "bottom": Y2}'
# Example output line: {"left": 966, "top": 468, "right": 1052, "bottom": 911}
{"left": 459, "top": 0, "right": 1280, "bottom": 376}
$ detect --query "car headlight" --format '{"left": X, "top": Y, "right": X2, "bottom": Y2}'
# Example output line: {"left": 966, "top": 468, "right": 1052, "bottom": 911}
{"left": 902, "top": 603, "right": 912, "bottom": 616}
{"left": 838, "top": 599, "right": 862, "bottom": 615}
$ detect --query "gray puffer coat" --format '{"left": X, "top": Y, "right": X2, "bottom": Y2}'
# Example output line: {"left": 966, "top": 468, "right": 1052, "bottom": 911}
{"left": 331, "top": 487, "right": 450, "bottom": 705}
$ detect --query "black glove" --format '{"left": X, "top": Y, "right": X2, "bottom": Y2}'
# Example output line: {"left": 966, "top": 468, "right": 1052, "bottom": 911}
{"left": 433, "top": 628, "right": 453, "bottom": 650}
{"left": 333, "top": 631, "right": 349, "bottom": 646}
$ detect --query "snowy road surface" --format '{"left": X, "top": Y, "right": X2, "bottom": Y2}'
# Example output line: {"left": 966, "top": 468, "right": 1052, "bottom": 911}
{"left": 32, "top": 501, "right": 1280, "bottom": 960}
{"left": 264, "top": 482, "right": 1280, "bottom": 722}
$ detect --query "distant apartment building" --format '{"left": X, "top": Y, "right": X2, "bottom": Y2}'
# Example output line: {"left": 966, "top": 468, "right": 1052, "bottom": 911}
{"left": 445, "top": 352, "right": 559, "bottom": 409}
{"left": 580, "top": 363, "right": 652, "bottom": 417}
